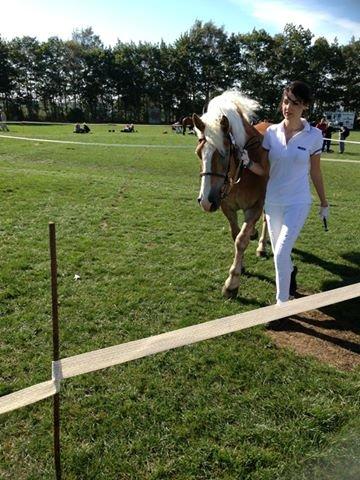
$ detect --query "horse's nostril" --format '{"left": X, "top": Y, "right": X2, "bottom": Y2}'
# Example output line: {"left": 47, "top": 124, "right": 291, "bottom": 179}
{"left": 210, "top": 203, "right": 217, "bottom": 212}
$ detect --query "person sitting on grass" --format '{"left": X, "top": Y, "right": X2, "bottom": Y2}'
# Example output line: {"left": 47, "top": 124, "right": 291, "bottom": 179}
{"left": 74, "top": 123, "right": 91, "bottom": 133}
{"left": 121, "top": 123, "right": 135, "bottom": 133}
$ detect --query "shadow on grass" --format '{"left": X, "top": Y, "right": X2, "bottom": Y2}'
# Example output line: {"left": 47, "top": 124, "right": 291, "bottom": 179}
{"left": 270, "top": 314, "right": 360, "bottom": 355}
{"left": 233, "top": 295, "right": 268, "bottom": 308}
{"left": 293, "top": 248, "right": 360, "bottom": 285}
{"left": 242, "top": 270, "right": 275, "bottom": 286}
{"left": 269, "top": 249, "right": 360, "bottom": 354}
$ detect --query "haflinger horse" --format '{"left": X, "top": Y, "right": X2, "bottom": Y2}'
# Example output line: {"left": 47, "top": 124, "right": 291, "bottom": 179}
{"left": 193, "top": 90, "right": 270, "bottom": 299}
{"left": 181, "top": 115, "right": 194, "bottom": 135}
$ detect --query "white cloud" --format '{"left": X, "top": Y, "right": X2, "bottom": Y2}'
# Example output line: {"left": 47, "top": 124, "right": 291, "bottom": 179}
{"left": 254, "top": 1, "right": 359, "bottom": 42}
{"left": 252, "top": 1, "right": 319, "bottom": 30}
{"left": 0, "top": 2, "right": 77, "bottom": 42}
{"left": 230, "top": 0, "right": 360, "bottom": 43}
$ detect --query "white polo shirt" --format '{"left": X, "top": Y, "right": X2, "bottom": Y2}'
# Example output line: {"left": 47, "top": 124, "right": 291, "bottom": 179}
{"left": 262, "top": 119, "right": 323, "bottom": 206}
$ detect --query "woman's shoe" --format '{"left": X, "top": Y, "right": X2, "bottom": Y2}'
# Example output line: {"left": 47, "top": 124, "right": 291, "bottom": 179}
{"left": 289, "top": 266, "right": 298, "bottom": 298}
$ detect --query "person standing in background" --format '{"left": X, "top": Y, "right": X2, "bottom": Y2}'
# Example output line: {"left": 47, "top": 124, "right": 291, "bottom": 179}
{"left": 0, "top": 109, "right": 9, "bottom": 132}
{"left": 315, "top": 117, "right": 327, "bottom": 152}
{"left": 323, "top": 122, "right": 334, "bottom": 153}
{"left": 338, "top": 122, "right": 349, "bottom": 154}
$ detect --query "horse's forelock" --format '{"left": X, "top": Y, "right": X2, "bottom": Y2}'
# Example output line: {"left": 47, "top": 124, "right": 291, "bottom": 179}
{"left": 195, "top": 91, "right": 259, "bottom": 153}
{"left": 200, "top": 107, "right": 245, "bottom": 153}
{"left": 202, "top": 115, "right": 226, "bottom": 154}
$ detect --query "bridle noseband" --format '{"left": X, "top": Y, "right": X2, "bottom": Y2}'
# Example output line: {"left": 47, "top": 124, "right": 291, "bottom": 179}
{"left": 199, "top": 140, "right": 230, "bottom": 181}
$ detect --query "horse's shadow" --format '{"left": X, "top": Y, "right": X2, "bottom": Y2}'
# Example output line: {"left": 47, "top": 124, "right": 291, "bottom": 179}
{"left": 269, "top": 249, "right": 360, "bottom": 355}
{"left": 242, "top": 270, "right": 275, "bottom": 285}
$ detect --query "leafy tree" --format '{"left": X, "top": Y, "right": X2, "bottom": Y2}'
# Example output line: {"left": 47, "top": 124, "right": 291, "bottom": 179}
{"left": 63, "top": 39, "right": 86, "bottom": 119}
{"left": 236, "top": 29, "right": 281, "bottom": 120}
{"left": 7, "top": 36, "right": 41, "bottom": 119}
{"left": 339, "top": 39, "right": 360, "bottom": 114}
{"left": 274, "top": 24, "right": 313, "bottom": 85}
{"left": 0, "top": 36, "right": 13, "bottom": 109}
{"left": 72, "top": 27, "right": 103, "bottom": 50}
{"left": 309, "top": 37, "right": 342, "bottom": 116}
{"left": 174, "top": 21, "right": 232, "bottom": 113}
{"left": 2, "top": 22, "right": 359, "bottom": 123}
{"left": 36, "top": 37, "right": 69, "bottom": 119}
{"left": 111, "top": 41, "right": 146, "bottom": 121}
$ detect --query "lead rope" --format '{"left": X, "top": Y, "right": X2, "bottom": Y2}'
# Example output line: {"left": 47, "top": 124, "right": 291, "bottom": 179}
{"left": 228, "top": 132, "right": 245, "bottom": 185}
{"left": 233, "top": 134, "right": 262, "bottom": 184}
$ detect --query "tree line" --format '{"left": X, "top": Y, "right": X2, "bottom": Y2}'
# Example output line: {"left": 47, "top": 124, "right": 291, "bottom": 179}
{"left": 0, "top": 21, "right": 359, "bottom": 124}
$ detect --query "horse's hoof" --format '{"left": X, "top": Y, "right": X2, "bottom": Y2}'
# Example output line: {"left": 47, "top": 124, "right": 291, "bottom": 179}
{"left": 256, "top": 250, "right": 268, "bottom": 259}
{"left": 222, "top": 286, "right": 239, "bottom": 299}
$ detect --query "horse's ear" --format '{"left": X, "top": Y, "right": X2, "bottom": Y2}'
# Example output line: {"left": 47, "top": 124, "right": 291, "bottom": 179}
{"left": 193, "top": 113, "right": 205, "bottom": 132}
{"left": 220, "top": 115, "right": 230, "bottom": 134}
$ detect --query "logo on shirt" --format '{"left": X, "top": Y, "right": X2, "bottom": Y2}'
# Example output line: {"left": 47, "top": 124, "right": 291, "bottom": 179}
{"left": 297, "top": 146, "right": 306, "bottom": 151}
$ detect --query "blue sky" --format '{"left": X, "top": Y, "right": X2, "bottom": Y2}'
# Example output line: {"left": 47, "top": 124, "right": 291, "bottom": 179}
{"left": 1, "top": 0, "right": 359, "bottom": 46}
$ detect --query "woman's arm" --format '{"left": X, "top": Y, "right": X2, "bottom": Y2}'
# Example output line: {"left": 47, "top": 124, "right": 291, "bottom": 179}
{"left": 310, "top": 154, "right": 328, "bottom": 206}
{"left": 245, "top": 148, "right": 269, "bottom": 177}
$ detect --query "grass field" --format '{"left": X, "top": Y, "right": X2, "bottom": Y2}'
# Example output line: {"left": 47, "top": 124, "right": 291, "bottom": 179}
{"left": 0, "top": 124, "right": 360, "bottom": 479}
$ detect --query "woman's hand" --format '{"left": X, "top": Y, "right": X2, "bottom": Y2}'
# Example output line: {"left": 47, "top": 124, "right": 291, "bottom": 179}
{"left": 319, "top": 205, "right": 329, "bottom": 220}
{"left": 241, "top": 150, "right": 268, "bottom": 177}
{"left": 240, "top": 150, "right": 252, "bottom": 168}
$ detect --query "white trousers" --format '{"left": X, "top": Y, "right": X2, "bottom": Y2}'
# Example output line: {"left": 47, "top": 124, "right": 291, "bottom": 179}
{"left": 265, "top": 203, "right": 311, "bottom": 304}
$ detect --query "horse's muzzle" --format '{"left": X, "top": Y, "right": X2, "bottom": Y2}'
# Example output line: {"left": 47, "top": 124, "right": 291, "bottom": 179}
{"left": 198, "top": 195, "right": 220, "bottom": 212}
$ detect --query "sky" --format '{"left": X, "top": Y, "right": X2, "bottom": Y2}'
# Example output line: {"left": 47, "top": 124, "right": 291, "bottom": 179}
{"left": 1, "top": 0, "right": 359, "bottom": 46}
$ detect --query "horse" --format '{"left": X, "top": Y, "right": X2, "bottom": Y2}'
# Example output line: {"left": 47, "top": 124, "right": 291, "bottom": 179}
{"left": 181, "top": 115, "right": 194, "bottom": 135}
{"left": 192, "top": 90, "right": 270, "bottom": 299}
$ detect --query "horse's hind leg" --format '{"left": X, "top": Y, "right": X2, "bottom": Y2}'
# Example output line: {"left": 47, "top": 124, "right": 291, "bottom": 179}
{"left": 256, "top": 213, "right": 268, "bottom": 258}
{"left": 250, "top": 225, "right": 258, "bottom": 240}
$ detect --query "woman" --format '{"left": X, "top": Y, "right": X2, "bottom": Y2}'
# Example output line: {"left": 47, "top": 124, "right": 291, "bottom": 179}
{"left": 245, "top": 81, "right": 329, "bottom": 305}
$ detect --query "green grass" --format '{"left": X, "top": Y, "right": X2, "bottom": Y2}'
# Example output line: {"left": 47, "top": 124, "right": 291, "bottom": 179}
{"left": 0, "top": 125, "right": 360, "bottom": 479}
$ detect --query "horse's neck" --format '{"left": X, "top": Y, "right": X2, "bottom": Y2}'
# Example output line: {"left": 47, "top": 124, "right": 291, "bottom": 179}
{"left": 238, "top": 113, "right": 260, "bottom": 140}
{"left": 254, "top": 122, "right": 271, "bottom": 136}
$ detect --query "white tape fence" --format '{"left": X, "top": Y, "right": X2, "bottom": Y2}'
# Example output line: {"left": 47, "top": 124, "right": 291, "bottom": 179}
{"left": 1, "top": 282, "right": 359, "bottom": 415}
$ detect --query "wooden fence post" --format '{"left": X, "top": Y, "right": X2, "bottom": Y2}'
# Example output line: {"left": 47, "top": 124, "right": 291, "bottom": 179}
{"left": 49, "top": 222, "right": 61, "bottom": 480}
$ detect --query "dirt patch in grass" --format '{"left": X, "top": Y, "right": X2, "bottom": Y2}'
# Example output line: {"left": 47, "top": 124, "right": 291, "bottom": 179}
{"left": 267, "top": 294, "right": 360, "bottom": 371}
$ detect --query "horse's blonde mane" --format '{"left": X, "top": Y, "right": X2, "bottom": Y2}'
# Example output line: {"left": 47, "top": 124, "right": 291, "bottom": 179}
{"left": 196, "top": 90, "right": 260, "bottom": 155}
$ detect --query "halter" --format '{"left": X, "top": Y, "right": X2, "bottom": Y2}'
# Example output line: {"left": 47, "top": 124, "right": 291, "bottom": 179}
{"left": 198, "top": 136, "right": 233, "bottom": 199}
{"left": 198, "top": 132, "right": 261, "bottom": 199}
{"left": 199, "top": 142, "right": 232, "bottom": 180}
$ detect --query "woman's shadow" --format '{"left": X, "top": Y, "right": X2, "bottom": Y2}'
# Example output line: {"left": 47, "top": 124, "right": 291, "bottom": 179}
{"left": 269, "top": 249, "right": 360, "bottom": 356}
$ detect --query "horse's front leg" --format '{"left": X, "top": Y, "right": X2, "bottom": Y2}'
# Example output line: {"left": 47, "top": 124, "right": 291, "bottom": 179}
{"left": 221, "top": 202, "right": 239, "bottom": 241}
{"left": 256, "top": 212, "right": 268, "bottom": 258}
{"left": 222, "top": 221, "right": 254, "bottom": 298}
